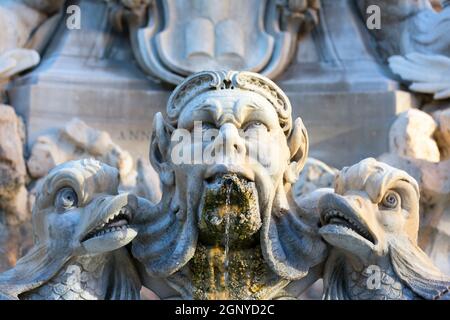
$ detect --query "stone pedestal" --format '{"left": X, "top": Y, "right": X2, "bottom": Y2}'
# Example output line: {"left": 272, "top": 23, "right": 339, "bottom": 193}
{"left": 8, "top": 0, "right": 416, "bottom": 168}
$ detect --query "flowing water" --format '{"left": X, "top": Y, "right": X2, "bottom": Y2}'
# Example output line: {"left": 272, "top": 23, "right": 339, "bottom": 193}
{"left": 223, "top": 181, "right": 232, "bottom": 288}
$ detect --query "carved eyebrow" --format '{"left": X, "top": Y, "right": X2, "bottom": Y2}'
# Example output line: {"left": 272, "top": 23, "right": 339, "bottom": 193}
{"left": 234, "top": 100, "right": 259, "bottom": 122}
{"left": 192, "top": 100, "right": 222, "bottom": 122}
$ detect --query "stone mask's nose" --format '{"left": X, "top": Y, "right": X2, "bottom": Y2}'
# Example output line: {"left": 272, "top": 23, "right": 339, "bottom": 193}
{"left": 214, "top": 123, "right": 246, "bottom": 160}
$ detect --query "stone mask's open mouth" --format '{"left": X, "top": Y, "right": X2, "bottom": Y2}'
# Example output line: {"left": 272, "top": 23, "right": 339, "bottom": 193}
{"left": 205, "top": 172, "right": 252, "bottom": 185}
{"left": 199, "top": 173, "right": 261, "bottom": 248}
{"left": 81, "top": 205, "right": 133, "bottom": 242}
{"left": 204, "top": 164, "right": 255, "bottom": 184}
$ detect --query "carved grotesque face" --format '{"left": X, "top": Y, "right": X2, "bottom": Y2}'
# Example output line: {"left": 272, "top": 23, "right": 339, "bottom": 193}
{"left": 174, "top": 90, "right": 293, "bottom": 244}
{"left": 318, "top": 158, "right": 420, "bottom": 263}
{"left": 135, "top": 71, "right": 314, "bottom": 280}
{"left": 176, "top": 90, "right": 290, "bottom": 183}
{"left": 150, "top": 75, "right": 307, "bottom": 248}
{"left": 33, "top": 159, "right": 138, "bottom": 256}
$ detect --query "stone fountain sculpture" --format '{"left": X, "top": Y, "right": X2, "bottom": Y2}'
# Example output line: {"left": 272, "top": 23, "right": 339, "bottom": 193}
{"left": 129, "top": 71, "right": 449, "bottom": 300}
{"left": 1, "top": 70, "right": 448, "bottom": 300}
{"left": 0, "top": 159, "right": 141, "bottom": 300}
{"left": 132, "top": 70, "right": 328, "bottom": 299}
{"left": 319, "top": 158, "right": 450, "bottom": 300}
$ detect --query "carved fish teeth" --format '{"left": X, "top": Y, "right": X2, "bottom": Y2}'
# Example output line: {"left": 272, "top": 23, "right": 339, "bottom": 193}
{"left": 82, "top": 205, "right": 132, "bottom": 242}
{"left": 324, "top": 209, "right": 374, "bottom": 243}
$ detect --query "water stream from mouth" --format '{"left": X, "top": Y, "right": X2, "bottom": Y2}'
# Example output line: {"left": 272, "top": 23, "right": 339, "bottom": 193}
{"left": 223, "top": 181, "right": 232, "bottom": 289}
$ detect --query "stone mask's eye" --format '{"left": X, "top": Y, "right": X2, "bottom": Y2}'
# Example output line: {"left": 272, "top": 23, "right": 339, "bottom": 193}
{"left": 201, "top": 122, "right": 215, "bottom": 130}
{"left": 381, "top": 191, "right": 400, "bottom": 210}
{"left": 243, "top": 121, "right": 268, "bottom": 132}
{"left": 55, "top": 187, "right": 78, "bottom": 211}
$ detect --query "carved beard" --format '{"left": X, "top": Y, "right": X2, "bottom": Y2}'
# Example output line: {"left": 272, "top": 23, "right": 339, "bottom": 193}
{"left": 132, "top": 167, "right": 267, "bottom": 277}
{"left": 134, "top": 165, "right": 326, "bottom": 282}
{"left": 260, "top": 184, "right": 328, "bottom": 280}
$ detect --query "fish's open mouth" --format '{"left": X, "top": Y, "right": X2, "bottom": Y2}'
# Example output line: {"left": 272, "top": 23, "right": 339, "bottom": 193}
{"left": 81, "top": 205, "right": 133, "bottom": 242}
{"left": 321, "top": 208, "right": 375, "bottom": 245}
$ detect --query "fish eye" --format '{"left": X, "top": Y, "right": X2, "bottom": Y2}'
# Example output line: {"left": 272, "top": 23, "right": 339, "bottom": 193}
{"left": 380, "top": 191, "right": 400, "bottom": 210}
{"left": 55, "top": 187, "right": 78, "bottom": 211}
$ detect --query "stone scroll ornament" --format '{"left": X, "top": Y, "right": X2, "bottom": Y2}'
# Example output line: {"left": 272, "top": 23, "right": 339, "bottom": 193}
{"left": 131, "top": 70, "right": 328, "bottom": 299}
{"left": 108, "top": 0, "right": 320, "bottom": 84}
{"left": 0, "top": 159, "right": 141, "bottom": 300}
{"left": 318, "top": 158, "right": 450, "bottom": 300}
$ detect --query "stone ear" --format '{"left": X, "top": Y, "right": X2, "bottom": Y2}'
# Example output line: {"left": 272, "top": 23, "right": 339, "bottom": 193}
{"left": 149, "top": 112, "right": 174, "bottom": 185}
{"left": 284, "top": 117, "right": 309, "bottom": 184}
